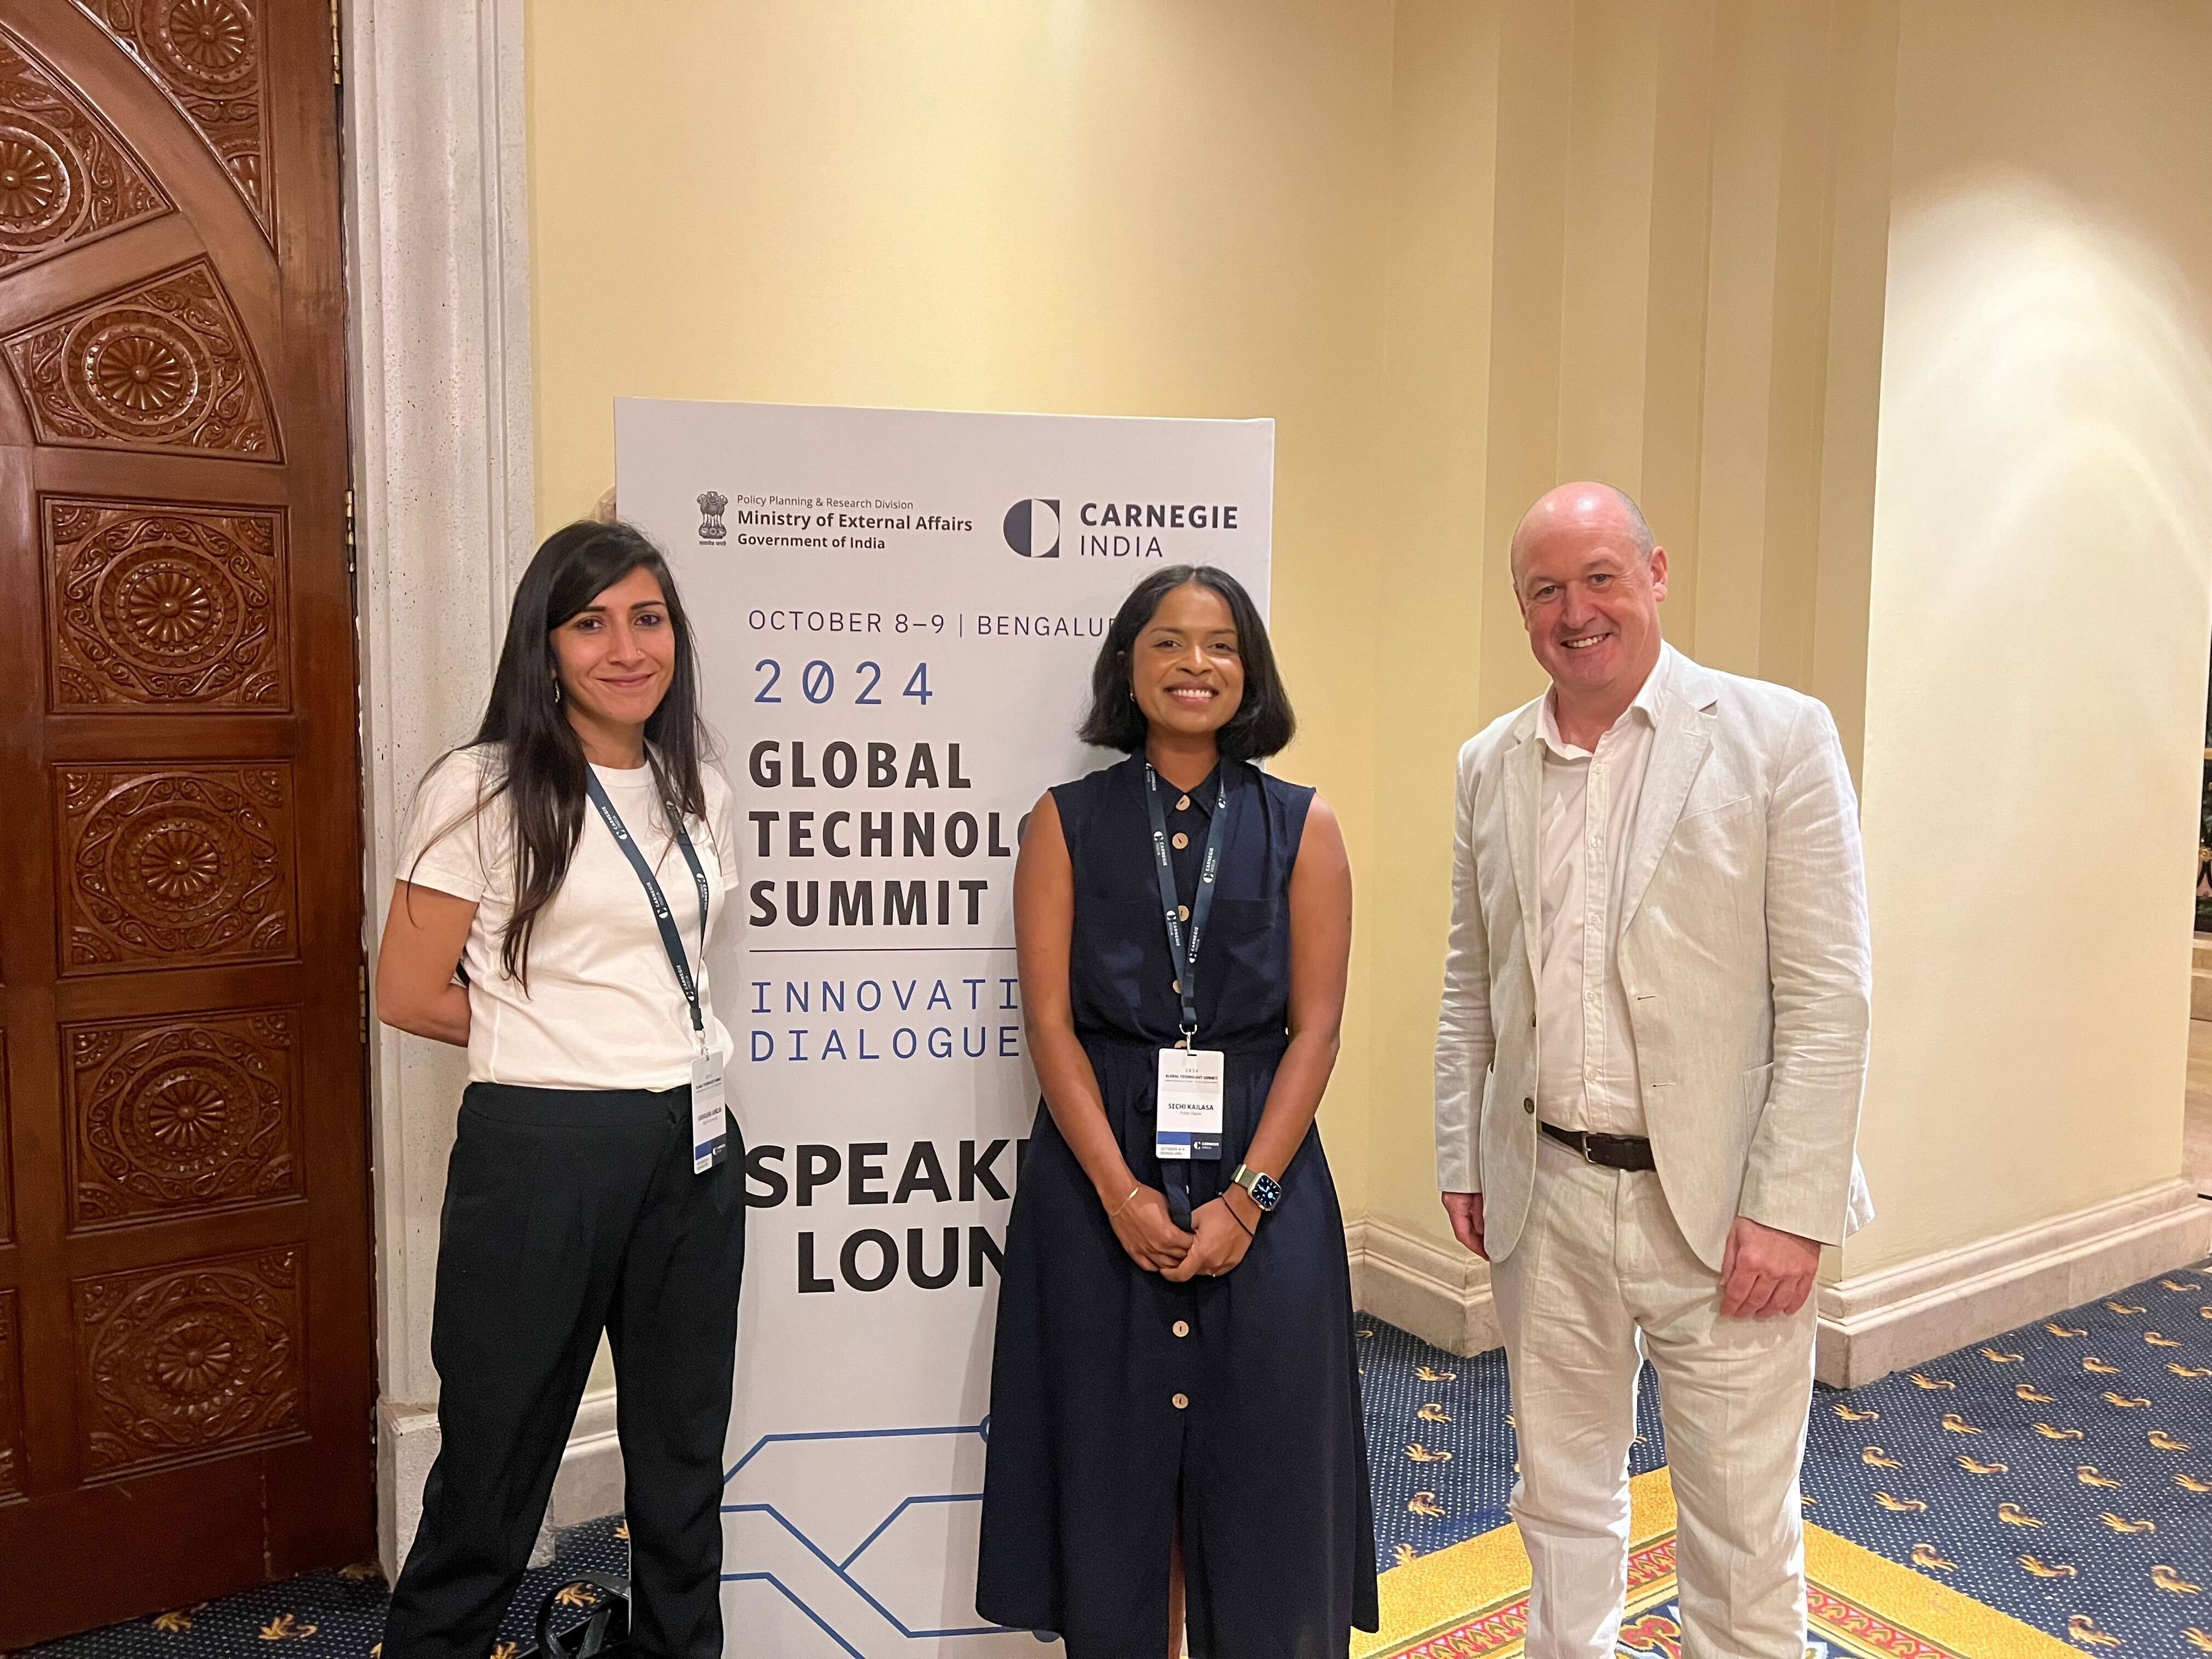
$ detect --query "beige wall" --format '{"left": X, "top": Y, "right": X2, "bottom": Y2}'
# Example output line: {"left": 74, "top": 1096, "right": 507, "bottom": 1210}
{"left": 1363, "top": 0, "right": 1897, "bottom": 1250}
{"left": 1846, "top": 0, "right": 2212, "bottom": 1276}
{"left": 527, "top": 0, "right": 2212, "bottom": 1308}
{"left": 527, "top": 0, "right": 1396, "bottom": 1209}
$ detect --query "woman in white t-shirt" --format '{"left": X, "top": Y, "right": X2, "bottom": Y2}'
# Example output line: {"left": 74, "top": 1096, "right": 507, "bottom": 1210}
{"left": 374, "top": 521, "right": 743, "bottom": 1659}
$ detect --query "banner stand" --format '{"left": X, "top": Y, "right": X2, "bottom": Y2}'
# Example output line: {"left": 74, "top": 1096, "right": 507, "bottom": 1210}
{"left": 619, "top": 399, "right": 1273, "bottom": 1657}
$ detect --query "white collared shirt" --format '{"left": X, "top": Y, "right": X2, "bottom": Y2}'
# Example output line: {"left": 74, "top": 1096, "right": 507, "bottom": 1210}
{"left": 1534, "top": 652, "right": 1668, "bottom": 1135}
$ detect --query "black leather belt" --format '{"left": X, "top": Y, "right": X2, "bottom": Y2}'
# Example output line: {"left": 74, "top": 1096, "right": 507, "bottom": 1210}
{"left": 1541, "top": 1121, "right": 1657, "bottom": 1172}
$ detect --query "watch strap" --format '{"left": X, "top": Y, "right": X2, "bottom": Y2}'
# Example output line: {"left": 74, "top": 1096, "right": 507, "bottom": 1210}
{"left": 1230, "top": 1163, "right": 1281, "bottom": 1211}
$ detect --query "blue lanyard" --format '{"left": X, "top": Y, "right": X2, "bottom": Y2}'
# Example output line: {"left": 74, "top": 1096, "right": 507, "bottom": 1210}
{"left": 1143, "top": 762, "right": 1231, "bottom": 1046}
{"left": 584, "top": 768, "right": 711, "bottom": 1041}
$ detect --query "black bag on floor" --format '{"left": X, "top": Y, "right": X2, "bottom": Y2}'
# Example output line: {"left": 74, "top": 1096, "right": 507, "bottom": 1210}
{"left": 534, "top": 1571, "right": 632, "bottom": 1659}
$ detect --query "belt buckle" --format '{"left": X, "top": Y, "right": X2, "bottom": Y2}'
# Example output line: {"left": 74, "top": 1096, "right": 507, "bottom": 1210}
{"left": 1580, "top": 1132, "right": 1601, "bottom": 1166}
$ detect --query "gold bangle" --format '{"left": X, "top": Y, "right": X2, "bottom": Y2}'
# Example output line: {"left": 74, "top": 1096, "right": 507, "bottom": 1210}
{"left": 1107, "top": 1184, "right": 1141, "bottom": 1219}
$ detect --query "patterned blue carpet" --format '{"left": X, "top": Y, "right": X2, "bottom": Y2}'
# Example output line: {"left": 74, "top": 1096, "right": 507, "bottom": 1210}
{"left": 20, "top": 1259, "right": 2212, "bottom": 1658}
{"left": 1355, "top": 1256, "right": 2212, "bottom": 1654}
{"left": 1798, "top": 1261, "right": 2212, "bottom": 1642}
{"left": 17, "top": 1521, "right": 628, "bottom": 1659}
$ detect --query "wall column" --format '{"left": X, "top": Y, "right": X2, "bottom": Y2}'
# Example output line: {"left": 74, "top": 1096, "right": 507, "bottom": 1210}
{"left": 1820, "top": 0, "right": 2212, "bottom": 1384}
{"left": 340, "top": 0, "right": 543, "bottom": 1574}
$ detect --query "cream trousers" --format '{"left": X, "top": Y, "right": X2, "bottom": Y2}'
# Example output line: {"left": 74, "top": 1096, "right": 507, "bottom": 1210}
{"left": 1490, "top": 1135, "right": 1817, "bottom": 1658}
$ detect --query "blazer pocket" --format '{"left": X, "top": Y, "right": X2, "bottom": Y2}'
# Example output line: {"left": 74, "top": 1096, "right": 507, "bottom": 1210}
{"left": 1679, "top": 793, "right": 1755, "bottom": 825}
{"left": 1738, "top": 1059, "right": 1777, "bottom": 1118}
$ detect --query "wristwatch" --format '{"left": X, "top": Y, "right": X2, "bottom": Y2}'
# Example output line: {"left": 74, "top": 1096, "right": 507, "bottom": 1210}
{"left": 1229, "top": 1164, "right": 1282, "bottom": 1213}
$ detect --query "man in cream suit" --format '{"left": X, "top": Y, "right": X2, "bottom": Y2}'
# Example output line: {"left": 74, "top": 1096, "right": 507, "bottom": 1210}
{"left": 1435, "top": 482, "right": 1872, "bottom": 1656}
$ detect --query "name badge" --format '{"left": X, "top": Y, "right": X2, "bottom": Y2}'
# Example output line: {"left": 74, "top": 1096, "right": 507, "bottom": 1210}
{"left": 691, "top": 1049, "right": 729, "bottom": 1174}
{"left": 1156, "top": 1046, "right": 1225, "bottom": 1162}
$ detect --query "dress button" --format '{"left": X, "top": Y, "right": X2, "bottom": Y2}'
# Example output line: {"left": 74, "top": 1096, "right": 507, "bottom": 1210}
{"left": 1172, "top": 1392, "right": 1190, "bottom": 1410}
{"left": 1172, "top": 832, "right": 1190, "bottom": 850}
{"left": 1177, "top": 904, "right": 1190, "bottom": 922}
{"left": 1523, "top": 1097, "right": 1536, "bottom": 1115}
{"left": 1172, "top": 1320, "right": 1191, "bottom": 1338}
{"left": 1177, "top": 794, "right": 1192, "bottom": 812}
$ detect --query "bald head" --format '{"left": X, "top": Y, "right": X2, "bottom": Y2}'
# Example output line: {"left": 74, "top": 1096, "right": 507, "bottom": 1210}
{"left": 1508, "top": 480, "right": 1668, "bottom": 719}
{"left": 1509, "top": 482, "right": 1654, "bottom": 584}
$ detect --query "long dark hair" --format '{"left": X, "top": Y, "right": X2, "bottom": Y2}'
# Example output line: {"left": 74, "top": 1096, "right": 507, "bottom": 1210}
{"left": 1077, "top": 565, "right": 1295, "bottom": 760}
{"left": 418, "top": 520, "right": 709, "bottom": 985}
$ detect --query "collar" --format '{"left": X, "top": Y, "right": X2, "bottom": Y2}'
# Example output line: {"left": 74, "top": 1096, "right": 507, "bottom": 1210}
{"left": 1135, "top": 754, "right": 1232, "bottom": 817}
{"left": 1538, "top": 645, "right": 1671, "bottom": 759}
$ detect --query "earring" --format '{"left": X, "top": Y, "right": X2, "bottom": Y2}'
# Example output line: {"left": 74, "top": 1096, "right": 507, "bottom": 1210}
{"left": 552, "top": 677, "right": 562, "bottom": 705}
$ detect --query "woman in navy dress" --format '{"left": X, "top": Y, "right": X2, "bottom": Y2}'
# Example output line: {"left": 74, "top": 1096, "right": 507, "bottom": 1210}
{"left": 978, "top": 567, "right": 1377, "bottom": 1658}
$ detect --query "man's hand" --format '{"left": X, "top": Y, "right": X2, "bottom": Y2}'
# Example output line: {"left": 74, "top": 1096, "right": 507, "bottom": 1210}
{"left": 1720, "top": 1217, "right": 1820, "bottom": 1319}
{"left": 1441, "top": 1191, "right": 1487, "bottom": 1259}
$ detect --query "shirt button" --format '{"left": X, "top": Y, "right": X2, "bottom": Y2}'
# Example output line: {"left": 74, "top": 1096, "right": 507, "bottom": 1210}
{"left": 1172, "top": 832, "right": 1190, "bottom": 850}
{"left": 1172, "top": 1392, "right": 1190, "bottom": 1410}
{"left": 1523, "top": 1097, "right": 1535, "bottom": 1115}
{"left": 1177, "top": 904, "right": 1190, "bottom": 922}
{"left": 1172, "top": 1320, "right": 1191, "bottom": 1338}
{"left": 1177, "top": 794, "right": 1192, "bottom": 812}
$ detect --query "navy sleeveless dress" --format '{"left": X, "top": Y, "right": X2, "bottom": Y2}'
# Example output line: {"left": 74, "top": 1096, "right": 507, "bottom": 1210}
{"left": 977, "top": 756, "right": 1377, "bottom": 1658}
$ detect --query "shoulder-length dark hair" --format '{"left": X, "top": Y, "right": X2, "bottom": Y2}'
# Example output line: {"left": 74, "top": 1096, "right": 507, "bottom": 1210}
{"left": 417, "top": 519, "right": 708, "bottom": 985}
{"left": 1077, "top": 565, "right": 1295, "bottom": 760}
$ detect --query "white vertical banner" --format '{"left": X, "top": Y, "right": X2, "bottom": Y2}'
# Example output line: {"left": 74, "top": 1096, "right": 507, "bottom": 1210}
{"left": 616, "top": 402, "right": 1273, "bottom": 1658}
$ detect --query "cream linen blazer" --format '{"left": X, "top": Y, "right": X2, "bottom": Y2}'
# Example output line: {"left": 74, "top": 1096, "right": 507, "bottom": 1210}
{"left": 1434, "top": 645, "right": 1873, "bottom": 1271}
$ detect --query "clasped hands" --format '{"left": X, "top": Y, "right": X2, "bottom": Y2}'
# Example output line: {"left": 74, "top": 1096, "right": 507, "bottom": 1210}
{"left": 1105, "top": 1182, "right": 1259, "bottom": 1280}
{"left": 1441, "top": 1191, "right": 1820, "bottom": 1320}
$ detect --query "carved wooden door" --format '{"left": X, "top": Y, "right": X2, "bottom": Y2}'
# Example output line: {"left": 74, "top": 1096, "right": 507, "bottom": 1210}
{"left": 0, "top": 1, "right": 370, "bottom": 1642}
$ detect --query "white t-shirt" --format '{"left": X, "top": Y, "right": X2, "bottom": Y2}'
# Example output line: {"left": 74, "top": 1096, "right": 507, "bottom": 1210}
{"left": 396, "top": 744, "right": 740, "bottom": 1090}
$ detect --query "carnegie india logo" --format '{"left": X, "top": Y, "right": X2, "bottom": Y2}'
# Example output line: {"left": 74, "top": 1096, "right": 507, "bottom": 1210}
{"left": 697, "top": 490, "right": 729, "bottom": 544}
{"left": 1002, "top": 498, "right": 1060, "bottom": 559}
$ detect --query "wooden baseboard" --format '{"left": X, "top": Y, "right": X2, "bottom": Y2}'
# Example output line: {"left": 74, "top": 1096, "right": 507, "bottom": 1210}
{"left": 1346, "top": 1215, "right": 1501, "bottom": 1357}
{"left": 1814, "top": 1178, "right": 2212, "bottom": 1387}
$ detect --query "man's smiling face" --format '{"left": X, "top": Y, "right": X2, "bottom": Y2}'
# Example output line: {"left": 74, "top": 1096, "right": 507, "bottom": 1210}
{"left": 1512, "top": 493, "right": 1668, "bottom": 704}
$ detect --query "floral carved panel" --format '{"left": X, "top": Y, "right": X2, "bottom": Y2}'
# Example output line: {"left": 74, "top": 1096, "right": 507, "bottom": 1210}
{"left": 55, "top": 762, "right": 295, "bottom": 974}
{"left": 72, "top": 1245, "right": 304, "bottom": 1478}
{"left": 2, "top": 259, "right": 278, "bottom": 458}
{"left": 46, "top": 497, "right": 289, "bottom": 709}
{"left": 0, "top": 21, "right": 169, "bottom": 271}
{"left": 76, "top": 0, "right": 266, "bottom": 232}
{"left": 0, "top": 1291, "right": 22, "bottom": 1498}
{"left": 65, "top": 1007, "right": 298, "bottom": 1229}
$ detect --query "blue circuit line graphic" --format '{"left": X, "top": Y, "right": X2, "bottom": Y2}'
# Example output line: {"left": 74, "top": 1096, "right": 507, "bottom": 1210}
{"left": 721, "top": 1421, "right": 1037, "bottom": 1647}
{"left": 724, "top": 1421, "right": 984, "bottom": 1486}
{"left": 722, "top": 1571, "right": 869, "bottom": 1659}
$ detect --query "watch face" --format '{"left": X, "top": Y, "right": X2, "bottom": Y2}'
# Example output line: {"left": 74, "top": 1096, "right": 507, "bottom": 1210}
{"left": 1250, "top": 1171, "right": 1282, "bottom": 1210}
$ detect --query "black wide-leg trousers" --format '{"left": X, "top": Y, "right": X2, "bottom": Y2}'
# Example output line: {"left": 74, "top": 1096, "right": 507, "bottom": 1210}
{"left": 382, "top": 1082, "right": 747, "bottom": 1659}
